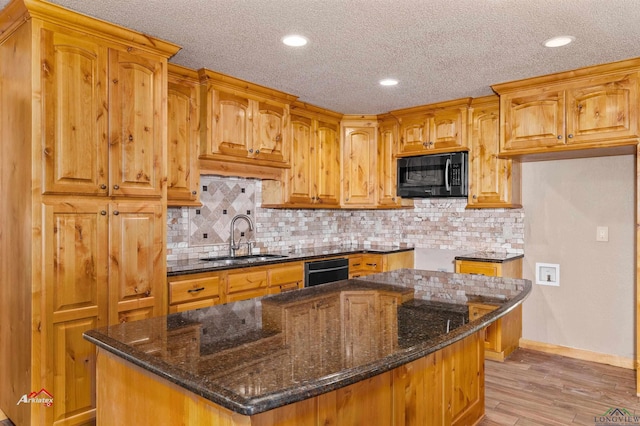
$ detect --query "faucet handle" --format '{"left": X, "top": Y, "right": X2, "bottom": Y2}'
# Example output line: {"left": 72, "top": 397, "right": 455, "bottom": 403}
{"left": 246, "top": 241, "right": 255, "bottom": 254}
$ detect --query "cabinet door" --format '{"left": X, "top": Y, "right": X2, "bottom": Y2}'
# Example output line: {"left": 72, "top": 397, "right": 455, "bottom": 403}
{"left": 342, "top": 126, "right": 376, "bottom": 206}
{"left": 253, "top": 102, "right": 287, "bottom": 163}
{"left": 315, "top": 121, "right": 341, "bottom": 206}
{"left": 377, "top": 121, "right": 401, "bottom": 207}
{"left": 398, "top": 115, "right": 429, "bottom": 154}
{"left": 209, "top": 90, "right": 252, "bottom": 158}
{"left": 109, "top": 49, "right": 164, "bottom": 197}
{"left": 43, "top": 201, "right": 109, "bottom": 424}
{"left": 167, "top": 77, "right": 200, "bottom": 205}
{"left": 227, "top": 268, "right": 268, "bottom": 301}
{"left": 565, "top": 72, "right": 639, "bottom": 144}
{"left": 501, "top": 89, "right": 565, "bottom": 151}
{"left": 430, "top": 109, "right": 465, "bottom": 150}
{"left": 108, "top": 202, "right": 164, "bottom": 323}
{"left": 468, "top": 101, "right": 520, "bottom": 208}
{"left": 288, "top": 115, "right": 314, "bottom": 204}
{"left": 41, "top": 27, "right": 108, "bottom": 196}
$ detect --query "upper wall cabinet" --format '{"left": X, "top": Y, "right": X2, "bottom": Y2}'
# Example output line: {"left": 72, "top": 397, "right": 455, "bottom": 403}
{"left": 392, "top": 98, "right": 471, "bottom": 156}
{"left": 199, "top": 69, "right": 297, "bottom": 175}
{"left": 41, "top": 26, "right": 166, "bottom": 198}
{"left": 167, "top": 64, "right": 201, "bottom": 206}
{"left": 493, "top": 62, "right": 640, "bottom": 157}
{"left": 341, "top": 118, "right": 378, "bottom": 207}
{"left": 262, "top": 102, "right": 342, "bottom": 208}
{"left": 466, "top": 96, "right": 521, "bottom": 209}
{"left": 377, "top": 115, "right": 413, "bottom": 208}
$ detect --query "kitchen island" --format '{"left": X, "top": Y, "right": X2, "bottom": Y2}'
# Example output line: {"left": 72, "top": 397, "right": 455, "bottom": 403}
{"left": 84, "top": 269, "right": 530, "bottom": 425}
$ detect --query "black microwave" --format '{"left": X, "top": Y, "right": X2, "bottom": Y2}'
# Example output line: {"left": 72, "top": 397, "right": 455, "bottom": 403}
{"left": 397, "top": 152, "right": 468, "bottom": 198}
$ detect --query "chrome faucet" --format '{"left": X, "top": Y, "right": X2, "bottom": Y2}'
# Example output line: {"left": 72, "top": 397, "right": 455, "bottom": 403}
{"left": 229, "top": 214, "right": 254, "bottom": 257}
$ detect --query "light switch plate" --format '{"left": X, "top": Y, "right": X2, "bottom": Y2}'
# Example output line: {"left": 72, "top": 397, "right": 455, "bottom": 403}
{"left": 536, "top": 262, "right": 560, "bottom": 286}
{"left": 596, "top": 226, "right": 609, "bottom": 242}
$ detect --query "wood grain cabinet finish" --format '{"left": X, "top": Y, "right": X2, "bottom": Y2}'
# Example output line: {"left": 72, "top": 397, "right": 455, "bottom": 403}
{"left": 0, "top": 3, "right": 178, "bottom": 424}
{"left": 341, "top": 120, "right": 377, "bottom": 207}
{"left": 199, "top": 68, "right": 296, "bottom": 172}
{"left": 456, "top": 257, "right": 523, "bottom": 361}
{"left": 495, "top": 69, "right": 640, "bottom": 156}
{"left": 167, "top": 64, "right": 201, "bottom": 206}
{"left": 262, "top": 105, "right": 342, "bottom": 208}
{"left": 393, "top": 98, "right": 471, "bottom": 156}
{"left": 377, "top": 116, "right": 413, "bottom": 208}
{"left": 467, "top": 96, "right": 522, "bottom": 208}
{"left": 168, "top": 275, "right": 221, "bottom": 313}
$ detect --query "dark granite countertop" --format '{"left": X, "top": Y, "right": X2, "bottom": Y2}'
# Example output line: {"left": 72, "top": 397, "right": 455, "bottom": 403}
{"left": 84, "top": 269, "right": 531, "bottom": 416}
{"left": 454, "top": 250, "right": 524, "bottom": 263}
{"left": 167, "top": 243, "right": 414, "bottom": 276}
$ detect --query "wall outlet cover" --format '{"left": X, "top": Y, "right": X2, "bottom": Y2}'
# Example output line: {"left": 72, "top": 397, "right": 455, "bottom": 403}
{"left": 536, "top": 262, "right": 560, "bottom": 286}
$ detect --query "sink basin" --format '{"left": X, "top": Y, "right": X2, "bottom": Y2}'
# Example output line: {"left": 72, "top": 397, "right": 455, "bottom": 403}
{"left": 200, "top": 254, "right": 289, "bottom": 264}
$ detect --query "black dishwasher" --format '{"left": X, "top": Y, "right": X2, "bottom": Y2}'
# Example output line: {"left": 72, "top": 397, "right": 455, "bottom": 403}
{"left": 304, "top": 258, "right": 349, "bottom": 287}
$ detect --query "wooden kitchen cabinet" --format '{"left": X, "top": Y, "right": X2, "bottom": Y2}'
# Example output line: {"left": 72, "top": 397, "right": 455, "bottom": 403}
{"left": 456, "top": 257, "right": 523, "bottom": 361}
{"left": 342, "top": 118, "right": 378, "bottom": 207}
{"left": 168, "top": 274, "right": 221, "bottom": 313}
{"left": 226, "top": 268, "right": 269, "bottom": 302}
{"left": 466, "top": 96, "right": 521, "bottom": 208}
{"left": 393, "top": 98, "right": 471, "bottom": 156}
{"left": 377, "top": 115, "right": 413, "bottom": 208}
{"left": 0, "top": 3, "right": 178, "bottom": 424}
{"left": 262, "top": 103, "right": 342, "bottom": 208}
{"left": 349, "top": 251, "right": 414, "bottom": 278}
{"left": 494, "top": 67, "right": 640, "bottom": 157}
{"left": 199, "top": 68, "right": 296, "bottom": 173}
{"left": 167, "top": 64, "right": 201, "bottom": 206}
{"left": 268, "top": 262, "right": 304, "bottom": 294}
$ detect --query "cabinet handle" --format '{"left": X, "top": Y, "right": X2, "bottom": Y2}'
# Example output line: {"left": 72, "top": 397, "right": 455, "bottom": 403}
{"left": 473, "top": 194, "right": 477, "bottom": 199}
{"left": 128, "top": 134, "right": 134, "bottom": 142}
{"left": 192, "top": 190, "right": 197, "bottom": 195}
{"left": 275, "top": 134, "right": 282, "bottom": 142}
{"left": 249, "top": 148, "right": 253, "bottom": 153}
{"left": 567, "top": 134, "right": 574, "bottom": 138}
{"left": 352, "top": 263, "right": 361, "bottom": 267}
{"left": 100, "top": 210, "right": 107, "bottom": 216}
{"left": 366, "top": 263, "right": 377, "bottom": 267}
{"left": 113, "top": 210, "right": 119, "bottom": 216}
{"left": 557, "top": 135, "right": 563, "bottom": 140}
{"left": 188, "top": 287, "right": 205, "bottom": 293}
{"left": 113, "top": 184, "right": 120, "bottom": 190}
{"left": 255, "top": 149, "right": 260, "bottom": 154}
{"left": 100, "top": 184, "right": 107, "bottom": 190}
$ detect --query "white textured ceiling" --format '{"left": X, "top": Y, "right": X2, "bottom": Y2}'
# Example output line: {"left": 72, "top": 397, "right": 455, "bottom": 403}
{"left": 4, "top": 0, "right": 640, "bottom": 114}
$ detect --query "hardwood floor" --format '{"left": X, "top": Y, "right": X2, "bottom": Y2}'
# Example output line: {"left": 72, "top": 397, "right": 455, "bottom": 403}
{"left": 0, "top": 349, "right": 637, "bottom": 425}
{"left": 480, "top": 348, "right": 640, "bottom": 425}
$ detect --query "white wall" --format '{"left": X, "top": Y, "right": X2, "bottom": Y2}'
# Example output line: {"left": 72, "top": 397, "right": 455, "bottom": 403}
{"left": 521, "top": 155, "right": 635, "bottom": 360}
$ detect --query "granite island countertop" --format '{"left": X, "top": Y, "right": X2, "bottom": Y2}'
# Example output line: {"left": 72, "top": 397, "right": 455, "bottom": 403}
{"left": 454, "top": 250, "right": 524, "bottom": 263}
{"left": 167, "top": 243, "right": 414, "bottom": 276}
{"left": 84, "top": 269, "right": 531, "bottom": 416}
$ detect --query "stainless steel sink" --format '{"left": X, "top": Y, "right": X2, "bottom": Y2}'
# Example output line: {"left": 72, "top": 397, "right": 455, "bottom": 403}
{"left": 200, "top": 254, "right": 289, "bottom": 264}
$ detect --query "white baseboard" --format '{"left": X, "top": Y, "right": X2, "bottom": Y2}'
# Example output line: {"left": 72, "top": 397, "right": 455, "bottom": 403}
{"left": 518, "top": 339, "right": 635, "bottom": 370}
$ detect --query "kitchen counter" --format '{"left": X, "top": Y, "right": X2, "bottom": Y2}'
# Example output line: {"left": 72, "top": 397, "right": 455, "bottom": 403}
{"left": 454, "top": 250, "right": 524, "bottom": 263}
{"left": 84, "top": 269, "right": 530, "bottom": 423}
{"left": 167, "top": 243, "right": 414, "bottom": 276}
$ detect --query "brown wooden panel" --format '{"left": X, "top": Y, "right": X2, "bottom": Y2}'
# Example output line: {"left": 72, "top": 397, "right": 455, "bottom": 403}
{"left": 315, "top": 121, "right": 341, "bottom": 206}
{"left": 227, "top": 269, "right": 268, "bottom": 294}
{"left": 169, "top": 276, "right": 221, "bottom": 305}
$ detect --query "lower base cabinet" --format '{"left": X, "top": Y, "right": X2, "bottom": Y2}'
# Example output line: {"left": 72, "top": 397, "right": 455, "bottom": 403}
{"left": 456, "top": 257, "right": 523, "bottom": 361}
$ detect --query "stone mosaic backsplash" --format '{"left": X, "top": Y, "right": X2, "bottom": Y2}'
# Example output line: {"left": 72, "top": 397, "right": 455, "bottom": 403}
{"left": 167, "top": 176, "right": 525, "bottom": 263}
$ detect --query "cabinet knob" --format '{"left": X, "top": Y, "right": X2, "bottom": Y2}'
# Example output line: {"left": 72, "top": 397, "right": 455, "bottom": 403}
{"left": 255, "top": 149, "right": 260, "bottom": 154}
{"left": 113, "top": 210, "right": 119, "bottom": 216}
{"left": 192, "top": 190, "right": 197, "bottom": 195}
{"left": 473, "top": 194, "right": 477, "bottom": 199}
{"left": 100, "top": 210, "right": 107, "bottom": 216}
{"left": 248, "top": 148, "right": 253, "bottom": 153}
{"left": 113, "top": 184, "right": 120, "bottom": 190}
{"left": 567, "top": 134, "right": 574, "bottom": 139}
{"left": 557, "top": 135, "right": 563, "bottom": 140}
{"left": 100, "top": 184, "right": 107, "bottom": 190}
{"left": 275, "top": 134, "right": 282, "bottom": 142}
{"left": 128, "top": 134, "right": 134, "bottom": 142}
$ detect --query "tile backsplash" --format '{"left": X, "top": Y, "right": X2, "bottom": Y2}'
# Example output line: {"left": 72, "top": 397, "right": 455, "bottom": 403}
{"left": 167, "top": 176, "right": 524, "bottom": 264}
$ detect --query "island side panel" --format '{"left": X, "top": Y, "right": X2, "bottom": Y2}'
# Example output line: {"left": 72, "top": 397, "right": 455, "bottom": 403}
{"left": 94, "top": 330, "right": 485, "bottom": 425}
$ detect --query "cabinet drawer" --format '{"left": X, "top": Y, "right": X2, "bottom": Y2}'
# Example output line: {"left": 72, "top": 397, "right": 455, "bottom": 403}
{"left": 456, "top": 260, "right": 498, "bottom": 276}
{"left": 468, "top": 303, "right": 498, "bottom": 321}
{"left": 269, "top": 263, "right": 303, "bottom": 285}
{"left": 349, "top": 256, "right": 364, "bottom": 270}
{"left": 361, "top": 255, "right": 383, "bottom": 272}
{"left": 169, "top": 298, "right": 218, "bottom": 313}
{"left": 227, "top": 269, "right": 268, "bottom": 294}
{"left": 226, "top": 288, "right": 268, "bottom": 303}
{"left": 169, "top": 276, "right": 221, "bottom": 304}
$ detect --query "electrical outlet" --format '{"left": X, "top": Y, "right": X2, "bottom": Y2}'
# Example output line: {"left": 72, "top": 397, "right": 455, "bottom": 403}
{"left": 596, "top": 226, "right": 609, "bottom": 242}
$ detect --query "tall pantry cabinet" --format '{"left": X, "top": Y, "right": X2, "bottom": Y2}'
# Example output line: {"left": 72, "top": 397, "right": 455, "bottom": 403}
{"left": 0, "top": 1, "right": 179, "bottom": 425}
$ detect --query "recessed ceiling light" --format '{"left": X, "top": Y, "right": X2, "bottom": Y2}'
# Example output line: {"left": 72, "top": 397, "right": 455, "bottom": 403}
{"left": 282, "top": 35, "right": 308, "bottom": 47}
{"left": 379, "top": 78, "right": 399, "bottom": 86}
{"left": 543, "top": 36, "right": 575, "bottom": 48}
